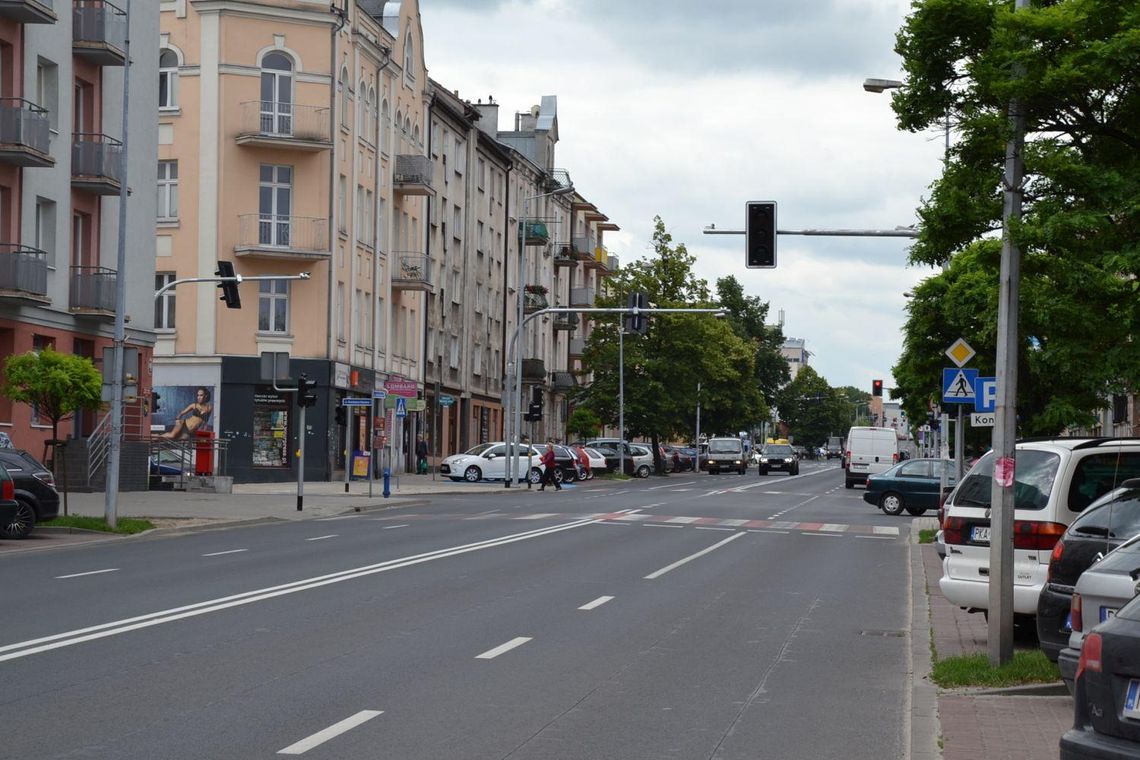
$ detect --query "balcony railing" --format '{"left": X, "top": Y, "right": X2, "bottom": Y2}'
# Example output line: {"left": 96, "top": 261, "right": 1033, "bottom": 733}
{"left": 553, "top": 243, "right": 578, "bottom": 268}
{"left": 0, "top": 245, "right": 48, "bottom": 300}
{"left": 523, "top": 287, "right": 548, "bottom": 314}
{"left": 236, "top": 101, "right": 332, "bottom": 150}
{"left": 553, "top": 313, "right": 578, "bottom": 332}
{"left": 569, "top": 287, "right": 595, "bottom": 308}
{"left": 0, "top": 99, "right": 52, "bottom": 167}
{"left": 236, "top": 214, "right": 329, "bottom": 259}
{"left": 521, "top": 358, "right": 546, "bottom": 381}
{"left": 521, "top": 221, "right": 549, "bottom": 247}
{"left": 571, "top": 237, "right": 594, "bottom": 261}
{"left": 391, "top": 253, "right": 431, "bottom": 292}
{"left": 568, "top": 335, "right": 586, "bottom": 357}
{"left": 73, "top": 0, "right": 126, "bottom": 65}
{"left": 551, "top": 371, "right": 577, "bottom": 392}
{"left": 70, "top": 265, "right": 116, "bottom": 314}
{"left": 72, "top": 133, "right": 122, "bottom": 194}
{"left": 0, "top": 0, "right": 56, "bottom": 24}
{"left": 393, "top": 154, "right": 433, "bottom": 196}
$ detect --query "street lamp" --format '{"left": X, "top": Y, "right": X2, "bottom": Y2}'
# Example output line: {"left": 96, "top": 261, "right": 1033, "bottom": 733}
{"left": 863, "top": 77, "right": 950, "bottom": 160}
{"left": 505, "top": 170, "right": 574, "bottom": 487}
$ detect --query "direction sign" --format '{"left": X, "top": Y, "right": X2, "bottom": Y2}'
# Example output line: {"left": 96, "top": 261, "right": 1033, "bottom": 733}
{"left": 439, "top": 394, "right": 455, "bottom": 407}
{"left": 945, "top": 338, "right": 976, "bottom": 368}
{"left": 342, "top": 397, "right": 372, "bottom": 407}
{"left": 395, "top": 396, "right": 407, "bottom": 418}
{"left": 971, "top": 413, "right": 996, "bottom": 427}
{"left": 942, "top": 367, "right": 979, "bottom": 404}
{"left": 973, "top": 376, "right": 997, "bottom": 414}
{"left": 372, "top": 390, "right": 387, "bottom": 400}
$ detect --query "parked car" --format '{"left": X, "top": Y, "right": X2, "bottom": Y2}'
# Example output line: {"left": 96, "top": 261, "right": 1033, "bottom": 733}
{"left": 792, "top": 445, "right": 810, "bottom": 461}
{"left": 843, "top": 426, "right": 899, "bottom": 488}
{"left": 1060, "top": 590, "right": 1140, "bottom": 759}
{"left": 628, "top": 444, "right": 654, "bottom": 478}
{"left": 590, "top": 444, "right": 634, "bottom": 476}
{"left": 550, "top": 445, "right": 584, "bottom": 483}
{"left": 0, "top": 462, "right": 20, "bottom": 537}
{"left": 582, "top": 447, "right": 608, "bottom": 477}
{"left": 439, "top": 442, "right": 545, "bottom": 483}
{"left": 1038, "top": 480, "right": 1140, "bottom": 667}
{"left": 940, "top": 438, "right": 1140, "bottom": 625}
{"left": 1059, "top": 533, "right": 1140, "bottom": 696}
{"left": 862, "top": 458, "right": 957, "bottom": 516}
{"left": 758, "top": 443, "right": 799, "bottom": 476}
{"left": 703, "top": 437, "right": 747, "bottom": 475}
{"left": 0, "top": 449, "right": 60, "bottom": 539}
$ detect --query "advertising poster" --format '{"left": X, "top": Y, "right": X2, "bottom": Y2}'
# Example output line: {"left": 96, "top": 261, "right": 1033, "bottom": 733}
{"left": 152, "top": 385, "right": 216, "bottom": 439}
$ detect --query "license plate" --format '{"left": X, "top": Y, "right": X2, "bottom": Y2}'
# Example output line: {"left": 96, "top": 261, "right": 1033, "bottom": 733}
{"left": 971, "top": 526, "right": 991, "bottom": 543}
{"left": 1100, "top": 606, "right": 1118, "bottom": 624}
{"left": 1125, "top": 680, "right": 1140, "bottom": 720}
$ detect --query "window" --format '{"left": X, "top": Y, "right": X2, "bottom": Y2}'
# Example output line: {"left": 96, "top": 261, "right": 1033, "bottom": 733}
{"left": 381, "top": 99, "right": 389, "bottom": 153}
{"left": 367, "top": 87, "right": 377, "bottom": 142}
{"left": 403, "top": 34, "right": 414, "bottom": 80}
{"left": 36, "top": 58, "right": 58, "bottom": 130}
{"left": 258, "top": 279, "right": 288, "bottom": 333}
{"left": 260, "top": 53, "right": 294, "bottom": 135}
{"left": 359, "top": 81, "right": 369, "bottom": 134}
{"left": 338, "top": 175, "right": 347, "bottom": 233}
{"left": 336, "top": 282, "right": 345, "bottom": 341}
{"left": 158, "top": 49, "right": 178, "bottom": 109}
{"left": 258, "top": 164, "right": 292, "bottom": 246}
{"left": 157, "top": 160, "right": 178, "bottom": 220}
{"left": 35, "top": 197, "right": 55, "bottom": 267}
{"left": 339, "top": 67, "right": 349, "bottom": 127}
{"left": 154, "top": 273, "right": 176, "bottom": 329}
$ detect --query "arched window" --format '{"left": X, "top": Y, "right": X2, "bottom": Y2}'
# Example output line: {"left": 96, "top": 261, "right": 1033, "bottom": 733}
{"left": 339, "top": 66, "right": 349, "bottom": 127}
{"left": 404, "top": 116, "right": 411, "bottom": 135}
{"left": 403, "top": 34, "right": 414, "bottom": 79}
{"left": 260, "top": 52, "right": 294, "bottom": 135}
{"left": 381, "top": 99, "right": 389, "bottom": 153}
{"left": 413, "top": 123, "right": 420, "bottom": 146}
{"left": 368, "top": 86, "right": 377, "bottom": 142}
{"left": 395, "top": 109, "right": 403, "bottom": 136}
{"left": 357, "top": 79, "right": 367, "bottom": 134}
{"left": 159, "top": 48, "right": 179, "bottom": 110}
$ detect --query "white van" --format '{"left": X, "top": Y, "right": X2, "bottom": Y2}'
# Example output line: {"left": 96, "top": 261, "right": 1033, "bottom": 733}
{"left": 844, "top": 426, "right": 899, "bottom": 488}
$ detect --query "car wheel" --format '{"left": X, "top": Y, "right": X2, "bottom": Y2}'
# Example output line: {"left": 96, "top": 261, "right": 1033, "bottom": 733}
{"left": 790, "top": 467, "right": 798, "bottom": 476}
{"left": 553, "top": 468, "right": 565, "bottom": 484}
{"left": 463, "top": 466, "right": 482, "bottom": 483}
{"left": 845, "top": 479, "right": 855, "bottom": 489}
{"left": 905, "top": 506, "right": 927, "bottom": 516}
{"left": 636, "top": 464, "right": 651, "bottom": 478}
{"left": 758, "top": 468, "right": 768, "bottom": 476}
{"left": 529, "top": 467, "right": 543, "bottom": 484}
{"left": 879, "top": 492, "right": 906, "bottom": 516}
{"left": 3, "top": 498, "right": 36, "bottom": 539}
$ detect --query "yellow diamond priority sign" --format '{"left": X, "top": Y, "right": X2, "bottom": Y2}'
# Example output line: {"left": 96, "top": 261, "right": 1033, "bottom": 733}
{"left": 945, "top": 338, "right": 975, "bottom": 368}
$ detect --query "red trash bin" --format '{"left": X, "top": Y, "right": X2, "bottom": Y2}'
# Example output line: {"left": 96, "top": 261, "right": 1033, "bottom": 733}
{"left": 194, "top": 430, "right": 214, "bottom": 475}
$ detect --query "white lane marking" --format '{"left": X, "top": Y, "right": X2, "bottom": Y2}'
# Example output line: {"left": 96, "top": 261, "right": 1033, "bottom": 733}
{"left": 55, "top": 568, "right": 119, "bottom": 580}
{"left": 671, "top": 488, "right": 694, "bottom": 492}
{"left": 857, "top": 535, "right": 897, "bottom": 540}
{"left": 644, "top": 523, "right": 684, "bottom": 529}
{"left": 649, "top": 481, "right": 694, "bottom": 490}
{"left": 696, "top": 527, "right": 735, "bottom": 532}
{"left": 0, "top": 518, "right": 599, "bottom": 663}
{"left": 616, "top": 514, "right": 651, "bottom": 521}
{"left": 305, "top": 535, "right": 338, "bottom": 542}
{"left": 820, "top": 524, "right": 846, "bottom": 532}
{"left": 316, "top": 515, "right": 362, "bottom": 522}
{"left": 644, "top": 532, "right": 745, "bottom": 580}
{"left": 768, "top": 521, "right": 799, "bottom": 530}
{"left": 720, "top": 519, "right": 750, "bottom": 527}
{"left": 579, "top": 596, "right": 614, "bottom": 611}
{"left": 596, "top": 521, "right": 632, "bottom": 526}
{"left": 802, "top": 532, "right": 842, "bottom": 538}
{"left": 515, "top": 513, "right": 558, "bottom": 520}
{"left": 635, "top": 503, "right": 665, "bottom": 510}
{"left": 748, "top": 529, "right": 790, "bottom": 535}
{"left": 202, "top": 549, "right": 248, "bottom": 557}
{"left": 874, "top": 526, "right": 901, "bottom": 536}
{"left": 382, "top": 524, "right": 409, "bottom": 530}
{"left": 277, "top": 710, "right": 384, "bottom": 755}
{"left": 476, "top": 637, "right": 532, "bottom": 660}
{"left": 667, "top": 516, "right": 700, "bottom": 524}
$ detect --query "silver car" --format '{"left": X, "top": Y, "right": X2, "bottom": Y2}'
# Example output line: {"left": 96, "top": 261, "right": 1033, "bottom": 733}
{"left": 628, "top": 444, "right": 654, "bottom": 478}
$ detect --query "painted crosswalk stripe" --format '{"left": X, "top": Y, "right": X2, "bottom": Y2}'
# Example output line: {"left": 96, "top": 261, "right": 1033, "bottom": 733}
{"left": 515, "top": 513, "right": 557, "bottom": 520}
{"left": 277, "top": 710, "right": 384, "bottom": 755}
{"left": 719, "top": 519, "right": 750, "bottom": 527}
{"left": 820, "top": 524, "right": 846, "bottom": 532}
{"left": 873, "top": 526, "right": 901, "bottom": 536}
{"left": 667, "top": 516, "right": 700, "bottom": 524}
{"left": 616, "top": 514, "right": 651, "bottom": 521}
{"left": 579, "top": 596, "right": 614, "bottom": 611}
{"left": 476, "top": 637, "right": 532, "bottom": 660}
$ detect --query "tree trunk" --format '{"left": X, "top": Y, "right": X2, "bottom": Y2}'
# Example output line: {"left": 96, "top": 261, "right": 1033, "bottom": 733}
{"left": 651, "top": 431, "right": 663, "bottom": 475}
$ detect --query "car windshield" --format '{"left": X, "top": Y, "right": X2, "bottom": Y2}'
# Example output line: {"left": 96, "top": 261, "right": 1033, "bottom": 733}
{"left": 764, "top": 445, "right": 793, "bottom": 456}
{"left": 709, "top": 440, "right": 740, "bottom": 453}
{"left": 951, "top": 450, "right": 1060, "bottom": 511}
{"left": 464, "top": 444, "right": 493, "bottom": 456}
{"left": 1069, "top": 489, "right": 1140, "bottom": 538}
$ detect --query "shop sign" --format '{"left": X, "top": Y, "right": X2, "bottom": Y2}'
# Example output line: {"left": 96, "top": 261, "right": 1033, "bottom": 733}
{"left": 385, "top": 378, "right": 418, "bottom": 397}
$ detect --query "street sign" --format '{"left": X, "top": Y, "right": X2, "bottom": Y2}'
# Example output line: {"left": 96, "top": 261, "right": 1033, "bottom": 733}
{"left": 943, "top": 367, "right": 979, "bottom": 404}
{"left": 439, "top": 394, "right": 455, "bottom": 407}
{"left": 407, "top": 399, "right": 426, "bottom": 412}
{"left": 972, "top": 413, "right": 996, "bottom": 427}
{"left": 342, "top": 397, "right": 372, "bottom": 407}
{"left": 395, "top": 396, "right": 407, "bottom": 419}
{"left": 945, "top": 338, "right": 976, "bottom": 368}
{"left": 372, "top": 390, "right": 387, "bottom": 400}
{"left": 973, "top": 377, "right": 997, "bottom": 414}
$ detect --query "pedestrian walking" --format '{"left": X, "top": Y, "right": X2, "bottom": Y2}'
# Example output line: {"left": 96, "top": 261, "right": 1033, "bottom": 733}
{"left": 576, "top": 444, "right": 591, "bottom": 480}
{"left": 415, "top": 433, "right": 429, "bottom": 475}
{"left": 539, "top": 443, "right": 562, "bottom": 491}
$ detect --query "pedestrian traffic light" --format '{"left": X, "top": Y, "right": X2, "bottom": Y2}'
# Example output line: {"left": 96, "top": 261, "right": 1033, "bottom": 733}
{"left": 746, "top": 201, "right": 777, "bottom": 269}
{"left": 335, "top": 405, "right": 346, "bottom": 426}
{"left": 215, "top": 260, "right": 242, "bottom": 309}
{"left": 297, "top": 373, "right": 317, "bottom": 408}
{"left": 872, "top": 379, "right": 883, "bottom": 397}
{"left": 524, "top": 386, "right": 543, "bottom": 421}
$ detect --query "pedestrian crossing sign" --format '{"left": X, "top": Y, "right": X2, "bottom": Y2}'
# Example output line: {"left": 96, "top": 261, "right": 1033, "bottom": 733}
{"left": 395, "top": 396, "right": 407, "bottom": 418}
{"left": 942, "top": 367, "right": 978, "bottom": 404}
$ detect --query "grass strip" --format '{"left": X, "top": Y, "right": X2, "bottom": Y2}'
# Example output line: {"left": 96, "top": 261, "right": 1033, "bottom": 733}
{"left": 931, "top": 650, "right": 1060, "bottom": 688}
{"left": 42, "top": 515, "right": 156, "bottom": 535}
{"left": 599, "top": 472, "right": 633, "bottom": 481}
{"left": 918, "top": 528, "right": 937, "bottom": 544}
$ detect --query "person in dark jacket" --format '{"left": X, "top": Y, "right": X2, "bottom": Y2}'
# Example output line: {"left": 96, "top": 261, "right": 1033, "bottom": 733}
{"left": 538, "top": 443, "right": 562, "bottom": 491}
{"left": 415, "top": 434, "right": 428, "bottom": 474}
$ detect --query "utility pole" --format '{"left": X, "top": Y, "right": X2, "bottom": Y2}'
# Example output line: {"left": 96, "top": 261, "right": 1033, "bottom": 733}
{"left": 618, "top": 323, "right": 625, "bottom": 477}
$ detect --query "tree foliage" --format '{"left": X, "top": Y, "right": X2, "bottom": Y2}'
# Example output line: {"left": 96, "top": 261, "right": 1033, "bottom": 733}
{"left": 891, "top": 0, "right": 1140, "bottom": 431}
{"left": 566, "top": 407, "right": 601, "bottom": 441}
{"left": 3, "top": 348, "right": 103, "bottom": 444}
{"left": 774, "top": 366, "right": 857, "bottom": 446}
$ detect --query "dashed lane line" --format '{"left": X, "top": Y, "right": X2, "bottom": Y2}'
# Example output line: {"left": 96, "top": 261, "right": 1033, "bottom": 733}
{"left": 55, "top": 568, "right": 119, "bottom": 580}
{"left": 305, "top": 535, "right": 338, "bottom": 542}
{"left": 202, "top": 549, "right": 248, "bottom": 557}
{"left": 277, "top": 710, "right": 384, "bottom": 755}
{"left": 476, "top": 637, "right": 532, "bottom": 660}
{"left": 644, "top": 532, "right": 745, "bottom": 580}
{"left": 578, "top": 596, "right": 614, "bottom": 611}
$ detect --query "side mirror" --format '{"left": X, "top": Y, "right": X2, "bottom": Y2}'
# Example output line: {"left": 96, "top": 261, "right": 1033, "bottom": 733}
{"left": 485, "top": 453, "right": 498, "bottom": 459}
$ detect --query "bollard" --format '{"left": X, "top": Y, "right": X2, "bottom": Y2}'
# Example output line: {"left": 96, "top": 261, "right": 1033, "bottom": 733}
{"left": 383, "top": 468, "right": 391, "bottom": 498}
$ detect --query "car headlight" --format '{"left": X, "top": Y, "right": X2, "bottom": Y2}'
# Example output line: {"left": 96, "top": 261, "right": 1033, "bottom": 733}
{"left": 760, "top": 457, "right": 769, "bottom": 463}
{"left": 734, "top": 460, "right": 741, "bottom": 465}
{"left": 785, "top": 458, "right": 793, "bottom": 463}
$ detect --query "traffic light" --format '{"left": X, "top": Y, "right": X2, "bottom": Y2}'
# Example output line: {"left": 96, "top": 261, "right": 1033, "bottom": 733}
{"left": 872, "top": 379, "right": 883, "bottom": 397}
{"left": 624, "top": 292, "right": 649, "bottom": 335}
{"left": 297, "top": 373, "right": 317, "bottom": 408}
{"left": 335, "top": 405, "right": 347, "bottom": 427}
{"left": 524, "top": 386, "right": 543, "bottom": 421}
{"left": 215, "top": 260, "right": 242, "bottom": 309}
{"left": 746, "top": 201, "right": 777, "bottom": 268}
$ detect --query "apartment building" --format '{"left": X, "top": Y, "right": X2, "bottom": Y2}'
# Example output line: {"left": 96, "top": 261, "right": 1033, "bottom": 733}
{"left": 0, "top": 1, "right": 158, "bottom": 464}
{"left": 155, "top": 0, "right": 430, "bottom": 482}
{"left": 781, "top": 337, "right": 810, "bottom": 379}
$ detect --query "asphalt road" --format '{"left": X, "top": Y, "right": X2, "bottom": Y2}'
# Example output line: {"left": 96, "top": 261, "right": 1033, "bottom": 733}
{"left": 0, "top": 461, "right": 926, "bottom": 759}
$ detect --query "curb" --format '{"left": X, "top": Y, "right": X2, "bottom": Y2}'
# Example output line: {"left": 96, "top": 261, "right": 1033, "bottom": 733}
{"left": 910, "top": 524, "right": 941, "bottom": 760}
{"left": 950, "top": 681, "right": 1070, "bottom": 698}
{"left": 36, "top": 526, "right": 119, "bottom": 536}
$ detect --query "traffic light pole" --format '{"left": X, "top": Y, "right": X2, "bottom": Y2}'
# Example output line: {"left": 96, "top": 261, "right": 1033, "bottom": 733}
{"left": 297, "top": 403, "right": 306, "bottom": 511}
{"left": 152, "top": 273, "right": 311, "bottom": 301}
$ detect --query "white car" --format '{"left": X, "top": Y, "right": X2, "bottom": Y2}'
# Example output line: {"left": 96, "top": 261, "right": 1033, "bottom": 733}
{"left": 582, "top": 447, "right": 607, "bottom": 478}
{"left": 628, "top": 444, "right": 654, "bottom": 478}
{"left": 440, "top": 442, "right": 545, "bottom": 484}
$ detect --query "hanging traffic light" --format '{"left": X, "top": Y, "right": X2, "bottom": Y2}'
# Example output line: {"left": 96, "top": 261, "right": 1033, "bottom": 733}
{"left": 623, "top": 292, "right": 649, "bottom": 335}
{"left": 872, "top": 379, "right": 883, "bottom": 397}
{"left": 297, "top": 373, "right": 317, "bottom": 408}
{"left": 746, "top": 201, "right": 777, "bottom": 268}
{"left": 215, "top": 260, "right": 242, "bottom": 309}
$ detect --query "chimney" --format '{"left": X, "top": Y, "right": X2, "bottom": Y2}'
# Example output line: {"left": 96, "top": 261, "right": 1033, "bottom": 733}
{"left": 473, "top": 100, "right": 499, "bottom": 138}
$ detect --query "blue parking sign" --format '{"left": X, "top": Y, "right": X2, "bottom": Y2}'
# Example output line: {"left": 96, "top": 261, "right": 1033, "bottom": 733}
{"left": 973, "top": 377, "right": 997, "bottom": 413}
{"left": 942, "top": 368, "right": 978, "bottom": 404}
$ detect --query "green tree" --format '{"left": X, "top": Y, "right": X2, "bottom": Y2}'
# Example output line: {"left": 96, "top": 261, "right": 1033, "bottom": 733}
{"left": 890, "top": 0, "right": 1140, "bottom": 431}
{"left": 775, "top": 367, "right": 853, "bottom": 446}
{"left": 715, "top": 276, "right": 788, "bottom": 408}
{"left": 566, "top": 407, "right": 601, "bottom": 441}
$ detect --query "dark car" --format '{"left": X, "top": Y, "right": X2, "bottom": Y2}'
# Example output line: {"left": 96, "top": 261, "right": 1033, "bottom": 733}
{"left": 0, "top": 449, "right": 60, "bottom": 539}
{"left": 0, "top": 462, "right": 19, "bottom": 535}
{"left": 757, "top": 444, "right": 798, "bottom": 476}
{"left": 862, "top": 458, "right": 958, "bottom": 516}
{"left": 1060, "top": 591, "right": 1140, "bottom": 760}
{"left": 1038, "top": 480, "right": 1140, "bottom": 666}
{"left": 550, "top": 445, "right": 584, "bottom": 483}
{"left": 590, "top": 444, "right": 635, "bottom": 476}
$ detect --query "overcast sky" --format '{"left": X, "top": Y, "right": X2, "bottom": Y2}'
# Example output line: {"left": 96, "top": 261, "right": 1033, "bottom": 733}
{"left": 419, "top": 0, "right": 945, "bottom": 393}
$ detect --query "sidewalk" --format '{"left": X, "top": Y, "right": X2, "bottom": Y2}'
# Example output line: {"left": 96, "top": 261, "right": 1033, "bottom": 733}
{"left": 913, "top": 517, "right": 1072, "bottom": 760}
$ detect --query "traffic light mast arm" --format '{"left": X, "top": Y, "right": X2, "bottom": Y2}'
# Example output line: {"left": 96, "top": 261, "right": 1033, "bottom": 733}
{"left": 703, "top": 227, "right": 918, "bottom": 238}
{"left": 153, "top": 272, "right": 311, "bottom": 300}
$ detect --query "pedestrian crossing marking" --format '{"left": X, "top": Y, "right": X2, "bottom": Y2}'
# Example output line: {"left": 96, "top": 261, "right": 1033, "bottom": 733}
{"left": 873, "top": 526, "right": 900, "bottom": 535}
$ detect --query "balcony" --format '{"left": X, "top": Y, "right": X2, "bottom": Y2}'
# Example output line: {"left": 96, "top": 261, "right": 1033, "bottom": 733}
{"left": 71, "top": 133, "right": 122, "bottom": 194}
{"left": 521, "top": 358, "right": 545, "bottom": 382}
{"left": 0, "top": 0, "right": 56, "bottom": 24}
{"left": 235, "top": 102, "right": 332, "bottom": 151}
{"left": 571, "top": 237, "right": 594, "bottom": 262}
{"left": 393, "top": 154, "right": 433, "bottom": 196}
{"left": 551, "top": 371, "right": 577, "bottom": 393}
{"left": 73, "top": 0, "right": 126, "bottom": 66}
{"left": 391, "top": 253, "right": 432, "bottom": 292}
{"left": 521, "top": 221, "right": 549, "bottom": 247}
{"left": 569, "top": 287, "right": 595, "bottom": 308}
{"left": 0, "top": 245, "right": 49, "bottom": 302}
{"left": 553, "top": 243, "right": 577, "bottom": 269}
{"left": 234, "top": 214, "right": 330, "bottom": 260}
{"left": 552, "top": 313, "right": 578, "bottom": 332}
{"left": 568, "top": 335, "right": 586, "bottom": 357}
{"left": 0, "top": 99, "right": 53, "bottom": 167}
{"left": 69, "top": 265, "right": 116, "bottom": 316}
{"left": 523, "top": 286, "right": 548, "bottom": 314}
